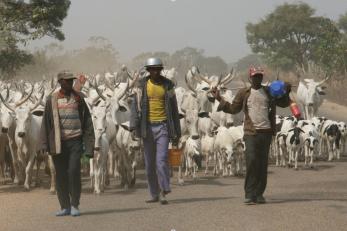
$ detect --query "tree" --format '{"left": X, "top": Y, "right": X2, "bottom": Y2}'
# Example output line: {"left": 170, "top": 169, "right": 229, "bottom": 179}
{"left": 246, "top": 3, "right": 341, "bottom": 74}
{"left": 0, "top": 0, "right": 71, "bottom": 78}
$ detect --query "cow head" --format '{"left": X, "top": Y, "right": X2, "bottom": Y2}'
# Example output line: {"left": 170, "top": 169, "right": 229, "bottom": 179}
{"left": 288, "top": 127, "right": 305, "bottom": 145}
{"left": 305, "top": 136, "right": 319, "bottom": 151}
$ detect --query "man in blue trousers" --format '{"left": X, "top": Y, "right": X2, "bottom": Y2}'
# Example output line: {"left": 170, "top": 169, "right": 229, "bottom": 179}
{"left": 130, "top": 58, "right": 181, "bottom": 205}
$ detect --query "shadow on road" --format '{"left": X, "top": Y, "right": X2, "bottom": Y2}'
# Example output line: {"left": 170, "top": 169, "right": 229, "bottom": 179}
{"left": 82, "top": 207, "right": 149, "bottom": 216}
{"left": 267, "top": 198, "right": 347, "bottom": 204}
{"left": 172, "top": 176, "right": 238, "bottom": 187}
{"left": 170, "top": 196, "right": 233, "bottom": 204}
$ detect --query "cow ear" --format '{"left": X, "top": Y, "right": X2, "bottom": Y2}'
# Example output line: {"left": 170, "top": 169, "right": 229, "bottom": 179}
{"left": 95, "top": 100, "right": 101, "bottom": 107}
{"left": 207, "top": 96, "right": 215, "bottom": 103}
{"left": 119, "top": 106, "right": 127, "bottom": 112}
{"left": 318, "top": 91, "right": 326, "bottom": 95}
{"left": 120, "top": 124, "right": 130, "bottom": 131}
{"left": 288, "top": 128, "right": 294, "bottom": 132}
{"left": 179, "top": 113, "right": 185, "bottom": 119}
{"left": 299, "top": 128, "right": 305, "bottom": 133}
{"left": 198, "top": 112, "right": 210, "bottom": 118}
{"left": 32, "top": 110, "right": 44, "bottom": 117}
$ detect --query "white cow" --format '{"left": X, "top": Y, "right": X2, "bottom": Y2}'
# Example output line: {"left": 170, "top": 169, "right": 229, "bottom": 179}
{"left": 337, "top": 122, "right": 347, "bottom": 155}
{"left": 296, "top": 77, "right": 329, "bottom": 119}
{"left": 214, "top": 126, "right": 240, "bottom": 176}
{"left": 115, "top": 122, "right": 141, "bottom": 190}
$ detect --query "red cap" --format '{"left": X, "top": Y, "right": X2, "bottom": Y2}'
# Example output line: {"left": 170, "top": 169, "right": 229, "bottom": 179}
{"left": 249, "top": 67, "right": 265, "bottom": 77}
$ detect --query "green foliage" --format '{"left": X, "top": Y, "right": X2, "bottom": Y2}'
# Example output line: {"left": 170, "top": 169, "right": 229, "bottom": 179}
{"left": 246, "top": 3, "right": 342, "bottom": 74}
{"left": 0, "top": 0, "right": 70, "bottom": 78}
{"left": 0, "top": 0, "right": 71, "bottom": 42}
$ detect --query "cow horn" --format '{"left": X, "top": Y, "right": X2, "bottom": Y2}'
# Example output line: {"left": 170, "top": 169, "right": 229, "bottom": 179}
{"left": 15, "top": 83, "right": 34, "bottom": 107}
{"left": 92, "top": 78, "right": 107, "bottom": 101}
{"left": 190, "top": 68, "right": 211, "bottom": 85}
{"left": 129, "top": 71, "right": 140, "bottom": 89}
{"left": 317, "top": 75, "right": 330, "bottom": 86}
{"left": 118, "top": 79, "right": 129, "bottom": 100}
{"left": 126, "top": 69, "right": 133, "bottom": 80}
{"left": 220, "top": 69, "right": 235, "bottom": 85}
{"left": 185, "top": 73, "right": 197, "bottom": 95}
{"left": 5, "top": 87, "right": 10, "bottom": 101}
{"left": 0, "top": 90, "right": 15, "bottom": 112}
{"left": 30, "top": 92, "right": 44, "bottom": 112}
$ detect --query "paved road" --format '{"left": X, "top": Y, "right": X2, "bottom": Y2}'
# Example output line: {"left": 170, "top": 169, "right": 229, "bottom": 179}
{"left": 1, "top": 155, "right": 347, "bottom": 231}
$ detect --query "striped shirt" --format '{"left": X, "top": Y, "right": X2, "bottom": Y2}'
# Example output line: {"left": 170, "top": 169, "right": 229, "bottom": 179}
{"left": 57, "top": 94, "right": 82, "bottom": 140}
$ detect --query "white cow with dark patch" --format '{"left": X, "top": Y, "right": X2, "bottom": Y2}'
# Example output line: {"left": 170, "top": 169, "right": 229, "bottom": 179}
{"left": 286, "top": 127, "right": 305, "bottom": 169}
{"left": 320, "top": 120, "right": 341, "bottom": 161}
{"left": 300, "top": 122, "right": 319, "bottom": 167}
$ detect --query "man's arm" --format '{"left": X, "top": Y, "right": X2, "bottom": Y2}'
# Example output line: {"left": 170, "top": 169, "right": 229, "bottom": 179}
{"left": 82, "top": 100, "right": 95, "bottom": 157}
{"left": 129, "top": 93, "right": 139, "bottom": 131}
{"left": 39, "top": 96, "right": 51, "bottom": 152}
{"left": 170, "top": 88, "right": 181, "bottom": 140}
{"left": 216, "top": 88, "right": 246, "bottom": 114}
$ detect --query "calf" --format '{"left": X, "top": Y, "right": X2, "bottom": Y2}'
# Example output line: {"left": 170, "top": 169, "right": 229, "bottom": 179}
{"left": 286, "top": 127, "right": 305, "bottom": 169}
{"left": 337, "top": 122, "right": 347, "bottom": 155}
{"left": 301, "top": 124, "right": 319, "bottom": 167}
{"left": 320, "top": 120, "right": 341, "bottom": 161}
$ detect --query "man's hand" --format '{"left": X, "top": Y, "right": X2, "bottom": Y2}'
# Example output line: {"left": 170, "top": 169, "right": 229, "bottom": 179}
{"left": 78, "top": 74, "right": 87, "bottom": 85}
{"left": 284, "top": 82, "right": 292, "bottom": 94}
{"left": 171, "top": 138, "right": 179, "bottom": 148}
{"left": 211, "top": 87, "right": 222, "bottom": 101}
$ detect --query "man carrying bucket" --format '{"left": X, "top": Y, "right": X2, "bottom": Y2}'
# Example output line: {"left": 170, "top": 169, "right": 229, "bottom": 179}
{"left": 130, "top": 58, "right": 181, "bottom": 205}
{"left": 211, "top": 67, "right": 295, "bottom": 205}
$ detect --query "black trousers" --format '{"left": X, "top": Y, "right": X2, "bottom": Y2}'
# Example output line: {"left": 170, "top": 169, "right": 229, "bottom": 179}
{"left": 243, "top": 133, "right": 272, "bottom": 199}
{"left": 52, "top": 137, "right": 83, "bottom": 209}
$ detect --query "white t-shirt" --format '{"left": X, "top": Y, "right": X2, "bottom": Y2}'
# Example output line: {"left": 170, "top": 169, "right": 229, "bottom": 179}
{"left": 247, "top": 88, "right": 271, "bottom": 129}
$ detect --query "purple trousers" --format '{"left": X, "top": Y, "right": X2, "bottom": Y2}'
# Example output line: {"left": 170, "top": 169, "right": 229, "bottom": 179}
{"left": 143, "top": 123, "right": 171, "bottom": 198}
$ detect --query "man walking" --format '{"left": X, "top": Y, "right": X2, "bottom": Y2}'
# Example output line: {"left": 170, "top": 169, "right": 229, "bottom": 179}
{"left": 130, "top": 58, "right": 181, "bottom": 205}
{"left": 211, "top": 67, "right": 291, "bottom": 204}
{"left": 40, "top": 71, "right": 95, "bottom": 216}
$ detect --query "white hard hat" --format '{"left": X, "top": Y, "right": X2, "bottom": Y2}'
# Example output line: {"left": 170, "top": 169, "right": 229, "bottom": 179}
{"left": 145, "top": 58, "right": 163, "bottom": 68}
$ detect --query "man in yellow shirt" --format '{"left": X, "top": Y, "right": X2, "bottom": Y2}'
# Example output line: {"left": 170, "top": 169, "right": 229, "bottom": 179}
{"left": 130, "top": 58, "right": 181, "bottom": 205}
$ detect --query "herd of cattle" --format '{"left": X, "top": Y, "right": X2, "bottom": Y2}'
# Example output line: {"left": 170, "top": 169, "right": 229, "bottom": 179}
{"left": 0, "top": 65, "right": 346, "bottom": 195}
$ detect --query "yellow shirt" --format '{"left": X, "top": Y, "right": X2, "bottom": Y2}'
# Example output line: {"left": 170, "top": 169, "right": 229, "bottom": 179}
{"left": 147, "top": 79, "right": 167, "bottom": 122}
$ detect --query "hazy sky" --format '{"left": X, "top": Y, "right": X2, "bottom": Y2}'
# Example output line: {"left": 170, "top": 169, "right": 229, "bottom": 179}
{"left": 29, "top": 0, "right": 347, "bottom": 63}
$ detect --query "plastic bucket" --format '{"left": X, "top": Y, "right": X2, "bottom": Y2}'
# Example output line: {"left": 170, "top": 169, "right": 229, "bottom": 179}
{"left": 168, "top": 148, "right": 182, "bottom": 167}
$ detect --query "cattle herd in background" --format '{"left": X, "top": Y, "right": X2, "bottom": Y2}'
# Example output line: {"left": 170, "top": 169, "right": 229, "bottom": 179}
{"left": 0, "top": 65, "right": 346, "bottom": 194}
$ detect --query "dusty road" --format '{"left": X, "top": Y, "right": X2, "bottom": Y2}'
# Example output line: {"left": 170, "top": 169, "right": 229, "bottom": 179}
{"left": 1, "top": 96, "right": 346, "bottom": 231}
{"left": 1, "top": 156, "right": 347, "bottom": 231}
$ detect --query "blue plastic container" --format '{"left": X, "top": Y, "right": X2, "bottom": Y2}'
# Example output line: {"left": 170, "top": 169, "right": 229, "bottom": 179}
{"left": 269, "top": 80, "right": 287, "bottom": 98}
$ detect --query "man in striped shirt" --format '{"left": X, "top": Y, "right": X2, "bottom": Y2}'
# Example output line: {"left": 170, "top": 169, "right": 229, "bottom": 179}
{"left": 41, "top": 71, "right": 95, "bottom": 216}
